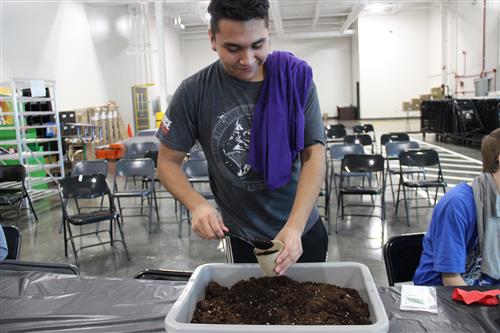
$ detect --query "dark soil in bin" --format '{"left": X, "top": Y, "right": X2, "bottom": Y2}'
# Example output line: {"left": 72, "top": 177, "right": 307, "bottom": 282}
{"left": 191, "top": 275, "right": 371, "bottom": 325}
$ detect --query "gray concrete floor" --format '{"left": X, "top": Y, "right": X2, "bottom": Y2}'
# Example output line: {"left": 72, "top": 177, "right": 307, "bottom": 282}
{"left": 5, "top": 119, "right": 483, "bottom": 286}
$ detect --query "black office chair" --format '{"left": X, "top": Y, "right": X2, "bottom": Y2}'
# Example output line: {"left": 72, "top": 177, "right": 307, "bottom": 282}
{"left": 336, "top": 154, "right": 386, "bottom": 236}
{"left": 0, "top": 165, "right": 38, "bottom": 223}
{"left": 2, "top": 225, "right": 21, "bottom": 260}
{"left": 58, "top": 174, "right": 130, "bottom": 268}
{"left": 395, "top": 149, "right": 447, "bottom": 226}
{"left": 343, "top": 134, "right": 374, "bottom": 153}
{"left": 383, "top": 233, "right": 425, "bottom": 286}
{"left": 178, "top": 159, "right": 213, "bottom": 237}
{"left": 113, "top": 158, "right": 159, "bottom": 234}
{"left": 134, "top": 268, "right": 192, "bottom": 281}
{"left": 0, "top": 260, "right": 80, "bottom": 276}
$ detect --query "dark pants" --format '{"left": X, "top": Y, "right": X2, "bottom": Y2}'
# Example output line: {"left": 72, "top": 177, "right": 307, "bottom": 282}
{"left": 229, "top": 218, "right": 328, "bottom": 263}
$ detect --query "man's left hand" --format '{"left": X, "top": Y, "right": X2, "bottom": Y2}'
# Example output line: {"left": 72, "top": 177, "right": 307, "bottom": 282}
{"left": 274, "top": 225, "right": 303, "bottom": 275}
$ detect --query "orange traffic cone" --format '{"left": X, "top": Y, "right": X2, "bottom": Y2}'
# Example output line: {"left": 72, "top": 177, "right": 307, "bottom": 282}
{"left": 127, "top": 124, "right": 133, "bottom": 137}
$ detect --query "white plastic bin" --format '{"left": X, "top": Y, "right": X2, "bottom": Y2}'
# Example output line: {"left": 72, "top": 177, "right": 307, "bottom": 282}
{"left": 165, "top": 262, "right": 389, "bottom": 333}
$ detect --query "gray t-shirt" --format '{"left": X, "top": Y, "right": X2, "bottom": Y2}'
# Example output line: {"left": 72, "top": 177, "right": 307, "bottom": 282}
{"left": 156, "top": 60, "right": 325, "bottom": 239}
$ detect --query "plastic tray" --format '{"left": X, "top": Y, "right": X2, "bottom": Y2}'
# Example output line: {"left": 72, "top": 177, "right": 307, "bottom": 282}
{"left": 165, "top": 262, "right": 389, "bottom": 333}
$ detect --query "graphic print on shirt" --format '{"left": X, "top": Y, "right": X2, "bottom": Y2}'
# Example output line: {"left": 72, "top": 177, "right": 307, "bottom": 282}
{"left": 211, "top": 104, "right": 265, "bottom": 191}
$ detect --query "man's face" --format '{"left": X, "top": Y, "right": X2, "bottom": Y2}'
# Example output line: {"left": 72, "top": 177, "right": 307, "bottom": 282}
{"left": 209, "top": 18, "right": 270, "bottom": 82}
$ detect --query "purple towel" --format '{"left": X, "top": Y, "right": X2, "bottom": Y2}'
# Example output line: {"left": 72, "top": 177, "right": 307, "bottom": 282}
{"left": 247, "top": 51, "right": 313, "bottom": 190}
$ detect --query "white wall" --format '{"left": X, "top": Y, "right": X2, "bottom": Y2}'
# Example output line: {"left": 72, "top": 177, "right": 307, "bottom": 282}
{"left": 1, "top": 2, "right": 183, "bottom": 131}
{"left": 445, "top": 2, "right": 499, "bottom": 96}
{"left": 358, "top": 10, "right": 431, "bottom": 119}
{"left": 2, "top": 2, "right": 108, "bottom": 109}
{"left": 181, "top": 36, "right": 353, "bottom": 118}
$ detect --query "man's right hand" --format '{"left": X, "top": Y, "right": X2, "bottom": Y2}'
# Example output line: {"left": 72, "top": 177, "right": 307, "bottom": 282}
{"left": 191, "top": 202, "right": 228, "bottom": 239}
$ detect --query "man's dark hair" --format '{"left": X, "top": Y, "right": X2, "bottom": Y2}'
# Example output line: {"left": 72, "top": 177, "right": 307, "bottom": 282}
{"left": 208, "top": 0, "right": 269, "bottom": 34}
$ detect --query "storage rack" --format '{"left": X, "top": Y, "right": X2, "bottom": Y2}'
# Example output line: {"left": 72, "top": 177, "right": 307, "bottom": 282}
{"left": 0, "top": 78, "right": 65, "bottom": 201}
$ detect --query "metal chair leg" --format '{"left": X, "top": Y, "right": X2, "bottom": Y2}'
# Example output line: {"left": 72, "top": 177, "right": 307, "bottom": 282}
{"left": 402, "top": 185, "right": 410, "bottom": 226}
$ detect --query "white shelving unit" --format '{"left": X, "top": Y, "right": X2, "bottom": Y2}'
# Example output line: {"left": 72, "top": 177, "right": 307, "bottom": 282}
{"left": 0, "top": 78, "right": 65, "bottom": 201}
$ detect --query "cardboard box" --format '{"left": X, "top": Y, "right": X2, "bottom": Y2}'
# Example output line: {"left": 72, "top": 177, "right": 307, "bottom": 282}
{"left": 431, "top": 87, "right": 443, "bottom": 97}
{"left": 402, "top": 102, "right": 413, "bottom": 111}
{"left": 165, "top": 262, "right": 389, "bottom": 333}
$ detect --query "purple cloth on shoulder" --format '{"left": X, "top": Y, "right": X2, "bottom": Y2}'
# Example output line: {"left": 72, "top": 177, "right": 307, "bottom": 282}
{"left": 247, "top": 51, "right": 313, "bottom": 190}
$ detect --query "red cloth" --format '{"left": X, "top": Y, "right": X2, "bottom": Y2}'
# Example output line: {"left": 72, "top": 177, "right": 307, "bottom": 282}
{"left": 452, "top": 288, "right": 500, "bottom": 305}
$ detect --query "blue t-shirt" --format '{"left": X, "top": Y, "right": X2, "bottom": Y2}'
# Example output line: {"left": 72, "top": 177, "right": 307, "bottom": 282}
{"left": 413, "top": 182, "right": 481, "bottom": 285}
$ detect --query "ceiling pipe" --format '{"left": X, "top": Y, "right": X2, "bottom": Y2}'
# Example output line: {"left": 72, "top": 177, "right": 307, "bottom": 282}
{"left": 269, "top": 0, "right": 285, "bottom": 38}
{"left": 312, "top": 0, "right": 322, "bottom": 29}
{"left": 274, "top": 30, "right": 355, "bottom": 40}
{"left": 340, "top": 4, "right": 366, "bottom": 34}
{"left": 481, "top": 0, "right": 487, "bottom": 77}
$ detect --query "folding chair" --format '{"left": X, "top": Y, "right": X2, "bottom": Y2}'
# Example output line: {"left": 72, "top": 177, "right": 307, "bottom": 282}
{"left": 123, "top": 141, "right": 158, "bottom": 159}
{"left": 113, "top": 158, "right": 159, "bottom": 234}
{"left": 335, "top": 154, "right": 385, "bottom": 237}
{"left": 353, "top": 124, "right": 376, "bottom": 146}
{"left": 383, "top": 233, "right": 425, "bottom": 286}
{"left": 395, "top": 149, "right": 447, "bottom": 226}
{"left": 0, "top": 260, "right": 80, "bottom": 276}
{"left": 380, "top": 132, "right": 410, "bottom": 154}
{"left": 71, "top": 160, "right": 108, "bottom": 212}
{"left": 384, "top": 141, "right": 423, "bottom": 205}
{"left": 58, "top": 174, "right": 130, "bottom": 268}
{"left": 325, "top": 124, "right": 347, "bottom": 144}
{"left": 72, "top": 160, "right": 108, "bottom": 177}
{"left": 137, "top": 129, "right": 158, "bottom": 137}
{"left": 0, "top": 165, "right": 38, "bottom": 223}
{"left": 328, "top": 143, "right": 366, "bottom": 196}
{"left": 2, "top": 225, "right": 21, "bottom": 260}
{"left": 343, "top": 134, "right": 374, "bottom": 153}
{"left": 178, "top": 159, "right": 213, "bottom": 238}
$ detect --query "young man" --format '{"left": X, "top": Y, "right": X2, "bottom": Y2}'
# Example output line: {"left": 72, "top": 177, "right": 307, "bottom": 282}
{"left": 156, "top": 0, "right": 327, "bottom": 275}
{"left": 413, "top": 128, "right": 500, "bottom": 286}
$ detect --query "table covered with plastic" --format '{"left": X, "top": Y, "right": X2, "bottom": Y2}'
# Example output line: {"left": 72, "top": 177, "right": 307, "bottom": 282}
{"left": 1, "top": 270, "right": 499, "bottom": 332}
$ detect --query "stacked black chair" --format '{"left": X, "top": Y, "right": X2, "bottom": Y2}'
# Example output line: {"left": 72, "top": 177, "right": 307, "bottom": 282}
{"left": 335, "top": 154, "right": 386, "bottom": 237}
{"left": 395, "top": 149, "right": 447, "bottom": 226}
{"left": 58, "top": 174, "right": 129, "bottom": 268}
{"left": 2, "top": 225, "right": 21, "bottom": 260}
{"left": 0, "top": 165, "right": 38, "bottom": 223}
{"left": 384, "top": 233, "right": 425, "bottom": 286}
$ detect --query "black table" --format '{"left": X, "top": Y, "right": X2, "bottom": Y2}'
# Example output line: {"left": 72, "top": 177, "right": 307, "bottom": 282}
{"left": 0, "top": 270, "right": 499, "bottom": 332}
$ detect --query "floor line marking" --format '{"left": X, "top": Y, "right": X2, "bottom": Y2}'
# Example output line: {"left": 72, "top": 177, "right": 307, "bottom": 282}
{"left": 412, "top": 138, "right": 483, "bottom": 165}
